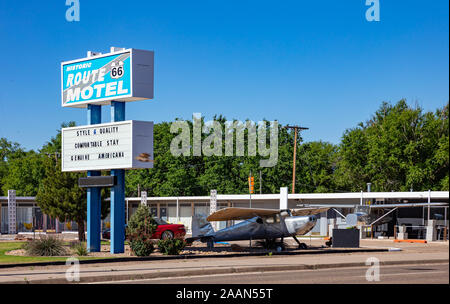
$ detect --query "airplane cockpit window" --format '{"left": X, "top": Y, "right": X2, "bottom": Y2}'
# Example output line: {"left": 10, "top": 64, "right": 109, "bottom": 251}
{"left": 280, "top": 210, "right": 289, "bottom": 218}
{"left": 265, "top": 216, "right": 274, "bottom": 224}
{"left": 265, "top": 215, "right": 281, "bottom": 224}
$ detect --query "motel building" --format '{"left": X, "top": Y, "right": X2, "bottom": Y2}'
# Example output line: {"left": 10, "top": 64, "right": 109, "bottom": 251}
{"left": 1, "top": 188, "right": 449, "bottom": 241}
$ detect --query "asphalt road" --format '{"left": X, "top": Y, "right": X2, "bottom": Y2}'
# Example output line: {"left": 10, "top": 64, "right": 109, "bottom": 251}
{"left": 97, "top": 263, "right": 449, "bottom": 284}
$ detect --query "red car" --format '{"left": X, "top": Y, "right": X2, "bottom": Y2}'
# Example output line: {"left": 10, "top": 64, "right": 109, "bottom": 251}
{"left": 102, "top": 218, "right": 186, "bottom": 240}
{"left": 153, "top": 218, "right": 186, "bottom": 240}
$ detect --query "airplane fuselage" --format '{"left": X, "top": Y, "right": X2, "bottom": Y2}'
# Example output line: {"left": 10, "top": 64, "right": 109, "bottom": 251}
{"left": 201, "top": 215, "right": 317, "bottom": 242}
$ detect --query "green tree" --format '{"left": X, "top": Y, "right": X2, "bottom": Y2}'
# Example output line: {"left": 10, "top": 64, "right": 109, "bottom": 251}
{"left": 36, "top": 123, "right": 110, "bottom": 241}
{"left": 36, "top": 155, "right": 87, "bottom": 240}
{"left": 0, "top": 138, "right": 24, "bottom": 195}
{"left": 335, "top": 100, "right": 449, "bottom": 192}
{"left": 296, "top": 141, "right": 338, "bottom": 193}
{"left": 1, "top": 150, "right": 44, "bottom": 196}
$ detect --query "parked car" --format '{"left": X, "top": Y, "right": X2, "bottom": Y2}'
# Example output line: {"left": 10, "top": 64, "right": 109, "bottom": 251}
{"left": 153, "top": 218, "right": 186, "bottom": 240}
{"left": 102, "top": 219, "right": 186, "bottom": 240}
{"left": 102, "top": 224, "right": 127, "bottom": 240}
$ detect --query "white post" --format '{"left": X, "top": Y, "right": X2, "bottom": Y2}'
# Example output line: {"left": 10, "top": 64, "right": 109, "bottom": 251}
{"left": 176, "top": 196, "right": 179, "bottom": 223}
{"left": 210, "top": 190, "right": 217, "bottom": 231}
{"left": 320, "top": 212, "right": 328, "bottom": 237}
{"left": 7, "top": 190, "right": 16, "bottom": 235}
{"left": 328, "top": 218, "right": 336, "bottom": 238}
{"left": 280, "top": 187, "right": 288, "bottom": 210}
{"left": 141, "top": 191, "right": 147, "bottom": 206}
{"left": 126, "top": 199, "right": 129, "bottom": 224}
{"left": 426, "top": 219, "right": 436, "bottom": 242}
{"left": 427, "top": 189, "right": 431, "bottom": 223}
{"left": 55, "top": 218, "right": 60, "bottom": 233}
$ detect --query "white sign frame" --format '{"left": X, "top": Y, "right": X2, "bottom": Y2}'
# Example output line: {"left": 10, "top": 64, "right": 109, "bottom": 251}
{"left": 61, "top": 48, "right": 154, "bottom": 108}
{"left": 62, "top": 120, "right": 154, "bottom": 172}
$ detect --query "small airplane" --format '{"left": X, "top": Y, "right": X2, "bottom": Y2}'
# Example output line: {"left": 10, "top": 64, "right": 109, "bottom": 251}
{"left": 187, "top": 207, "right": 329, "bottom": 249}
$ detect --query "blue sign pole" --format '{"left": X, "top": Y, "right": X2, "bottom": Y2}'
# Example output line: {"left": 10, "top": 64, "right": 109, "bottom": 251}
{"left": 110, "top": 101, "right": 125, "bottom": 253}
{"left": 87, "top": 104, "right": 102, "bottom": 252}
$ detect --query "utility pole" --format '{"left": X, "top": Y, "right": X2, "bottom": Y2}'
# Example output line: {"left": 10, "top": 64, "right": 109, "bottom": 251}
{"left": 259, "top": 170, "right": 262, "bottom": 194}
{"left": 285, "top": 125, "right": 309, "bottom": 194}
{"left": 248, "top": 170, "right": 255, "bottom": 249}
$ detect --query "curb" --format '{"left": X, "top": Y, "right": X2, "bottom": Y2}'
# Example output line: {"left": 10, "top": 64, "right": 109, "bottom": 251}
{"left": 6, "top": 258, "right": 448, "bottom": 284}
{"left": 0, "top": 247, "right": 389, "bottom": 269}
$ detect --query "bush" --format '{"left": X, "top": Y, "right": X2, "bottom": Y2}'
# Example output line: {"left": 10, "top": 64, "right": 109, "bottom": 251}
{"left": 157, "top": 238, "right": 186, "bottom": 255}
{"left": 126, "top": 205, "right": 157, "bottom": 236}
{"left": 22, "top": 235, "right": 68, "bottom": 256}
{"left": 127, "top": 205, "right": 158, "bottom": 256}
{"left": 129, "top": 236, "right": 155, "bottom": 256}
{"left": 71, "top": 241, "right": 88, "bottom": 256}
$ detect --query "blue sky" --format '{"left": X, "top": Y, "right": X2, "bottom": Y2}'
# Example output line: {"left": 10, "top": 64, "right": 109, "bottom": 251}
{"left": 0, "top": 1, "right": 448, "bottom": 151}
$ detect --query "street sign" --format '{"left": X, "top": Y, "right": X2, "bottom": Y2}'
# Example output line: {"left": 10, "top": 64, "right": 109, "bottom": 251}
{"left": 62, "top": 120, "right": 154, "bottom": 172}
{"left": 61, "top": 48, "right": 154, "bottom": 108}
{"left": 248, "top": 176, "right": 254, "bottom": 194}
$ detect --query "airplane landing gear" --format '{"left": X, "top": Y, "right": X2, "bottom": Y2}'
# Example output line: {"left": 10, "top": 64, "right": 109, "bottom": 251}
{"left": 292, "top": 235, "right": 308, "bottom": 249}
{"left": 259, "top": 238, "right": 286, "bottom": 251}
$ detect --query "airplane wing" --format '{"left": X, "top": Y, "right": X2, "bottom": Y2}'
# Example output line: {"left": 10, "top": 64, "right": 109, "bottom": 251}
{"left": 290, "top": 207, "right": 329, "bottom": 216}
{"left": 206, "top": 207, "right": 280, "bottom": 221}
{"left": 206, "top": 207, "right": 330, "bottom": 221}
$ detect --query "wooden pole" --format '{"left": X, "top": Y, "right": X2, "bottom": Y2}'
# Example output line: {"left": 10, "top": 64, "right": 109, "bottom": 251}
{"left": 285, "top": 125, "right": 308, "bottom": 194}
{"left": 292, "top": 128, "right": 298, "bottom": 194}
{"left": 259, "top": 170, "right": 262, "bottom": 194}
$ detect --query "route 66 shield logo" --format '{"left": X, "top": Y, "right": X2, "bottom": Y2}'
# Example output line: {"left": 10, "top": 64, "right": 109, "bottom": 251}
{"left": 111, "top": 60, "right": 124, "bottom": 79}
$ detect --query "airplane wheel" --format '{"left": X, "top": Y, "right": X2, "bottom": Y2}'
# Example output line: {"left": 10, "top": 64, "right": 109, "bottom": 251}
{"left": 298, "top": 243, "right": 308, "bottom": 250}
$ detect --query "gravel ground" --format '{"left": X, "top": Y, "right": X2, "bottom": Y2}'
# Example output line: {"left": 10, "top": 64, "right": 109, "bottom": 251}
{"left": 4, "top": 237, "right": 448, "bottom": 258}
{"left": 4, "top": 239, "right": 328, "bottom": 258}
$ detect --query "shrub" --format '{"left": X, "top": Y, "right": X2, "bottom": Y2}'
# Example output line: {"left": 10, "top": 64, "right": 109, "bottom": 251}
{"left": 127, "top": 205, "right": 158, "bottom": 256}
{"left": 126, "top": 205, "right": 157, "bottom": 236}
{"left": 22, "top": 235, "right": 68, "bottom": 256}
{"left": 129, "top": 236, "right": 155, "bottom": 256}
{"left": 71, "top": 241, "right": 88, "bottom": 256}
{"left": 157, "top": 238, "right": 186, "bottom": 255}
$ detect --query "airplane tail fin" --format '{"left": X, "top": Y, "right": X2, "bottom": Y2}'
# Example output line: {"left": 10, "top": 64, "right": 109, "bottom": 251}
{"left": 186, "top": 214, "right": 215, "bottom": 243}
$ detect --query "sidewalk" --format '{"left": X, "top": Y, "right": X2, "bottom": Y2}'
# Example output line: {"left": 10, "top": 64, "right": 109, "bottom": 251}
{"left": 0, "top": 247, "right": 447, "bottom": 284}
